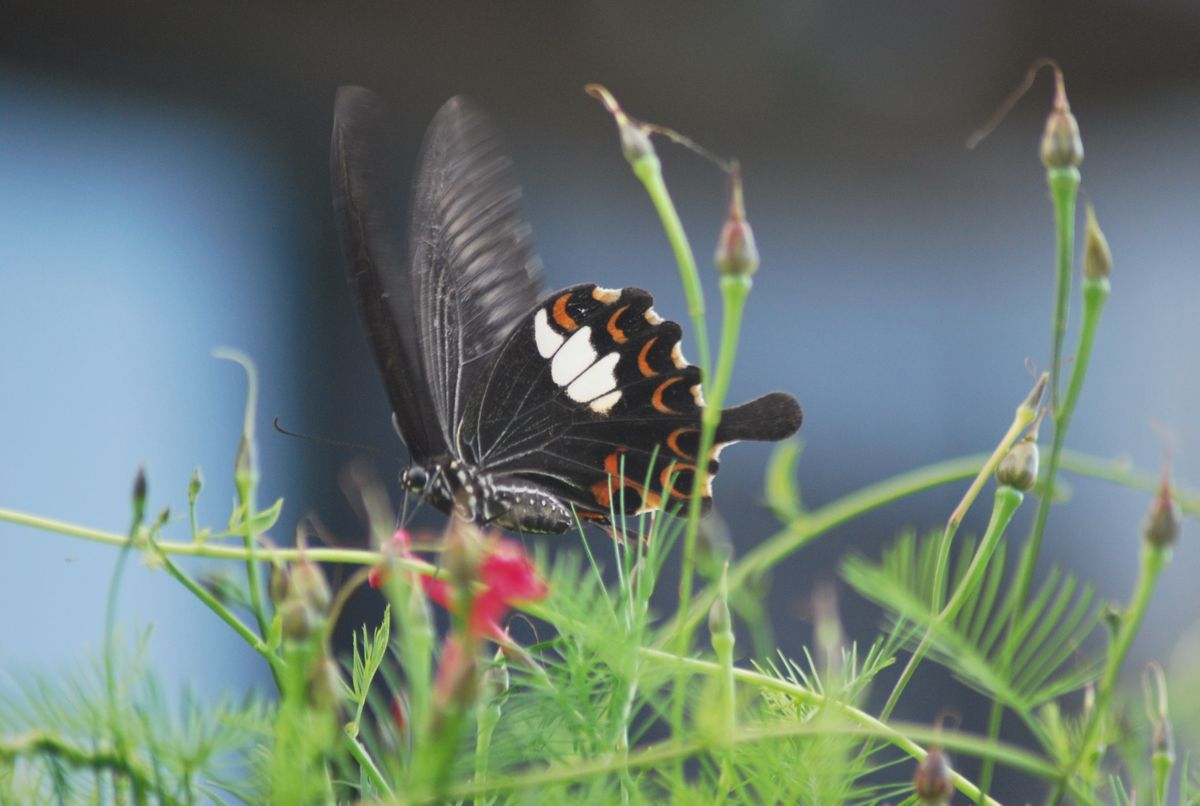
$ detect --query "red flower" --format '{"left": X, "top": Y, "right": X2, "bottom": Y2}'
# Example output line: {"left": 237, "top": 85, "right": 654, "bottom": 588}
{"left": 369, "top": 528, "right": 548, "bottom": 642}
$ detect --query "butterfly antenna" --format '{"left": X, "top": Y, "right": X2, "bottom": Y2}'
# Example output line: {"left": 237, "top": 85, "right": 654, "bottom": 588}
{"left": 273, "top": 417, "right": 392, "bottom": 459}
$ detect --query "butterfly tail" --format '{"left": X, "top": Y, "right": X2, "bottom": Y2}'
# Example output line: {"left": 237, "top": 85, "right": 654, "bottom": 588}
{"left": 714, "top": 392, "right": 803, "bottom": 444}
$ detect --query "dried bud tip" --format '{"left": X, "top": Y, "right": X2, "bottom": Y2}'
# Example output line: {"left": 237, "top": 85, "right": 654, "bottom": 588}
{"left": 1040, "top": 71, "right": 1083, "bottom": 169}
{"left": 1083, "top": 204, "right": 1112, "bottom": 281}
{"left": 715, "top": 164, "right": 759, "bottom": 278}
{"left": 131, "top": 466, "right": 148, "bottom": 524}
{"left": 586, "top": 83, "right": 655, "bottom": 164}
{"left": 997, "top": 438, "right": 1039, "bottom": 492}
{"left": 1152, "top": 718, "right": 1175, "bottom": 759}
{"left": 913, "top": 747, "right": 955, "bottom": 804}
{"left": 1019, "top": 372, "right": 1050, "bottom": 416}
{"left": 1143, "top": 469, "right": 1181, "bottom": 550}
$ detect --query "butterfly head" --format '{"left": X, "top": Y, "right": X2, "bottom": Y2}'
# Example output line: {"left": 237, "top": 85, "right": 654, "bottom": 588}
{"left": 400, "top": 464, "right": 430, "bottom": 493}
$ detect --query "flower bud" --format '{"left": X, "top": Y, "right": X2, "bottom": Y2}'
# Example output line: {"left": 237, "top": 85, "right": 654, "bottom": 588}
{"left": 280, "top": 598, "right": 317, "bottom": 641}
{"left": 442, "top": 517, "right": 485, "bottom": 592}
{"left": 290, "top": 556, "right": 332, "bottom": 614}
{"left": 1083, "top": 204, "right": 1112, "bottom": 281}
{"left": 132, "top": 466, "right": 148, "bottom": 526}
{"left": 483, "top": 648, "right": 511, "bottom": 705}
{"left": 708, "top": 596, "right": 732, "bottom": 638}
{"left": 714, "top": 164, "right": 759, "bottom": 278}
{"left": 913, "top": 747, "right": 955, "bottom": 804}
{"left": 234, "top": 434, "right": 257, "bottom": 492}
{"left": 586, "top": 84, "right": 655, "bottom": 165}
{"left": 1143, "top": 471, "right": 1181, "bottom": 551}
{"left": 1152, "top": 717, "right": 1175, "bottom": 760}
{"left": 996, "top": 438, "right": 1039, "bottom": 492}
{"left": 307, "top": 656, "right": 345, "bottom": 711}
{"left": 188, "top": 466, "right": 204, "bottom": 501}
{"left": 1040, "top": 73, "right": 1083, "bottom": 170}
{"left": 269, "top": 562, "right": 291, "bottom": 605}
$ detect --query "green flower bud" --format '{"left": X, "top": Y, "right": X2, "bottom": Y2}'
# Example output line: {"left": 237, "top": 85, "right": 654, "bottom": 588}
{"left": 714, "top": 164, "right": 759, "bottom": 278}
{"left": 188, "top": 466, "right": 204, "bottom": 501}
{"left": 280, "top": 598, "right": 317, "bottom": 641}
{"left": 996, "top": 438, "right": 1039, "bottom": 492}
{"left": 268, "top": 562, "right": 291, "bottom": 606}
{"left": 1143, "top": 472, "right": 1181, "bottom": 550}
{"left": 586, "top": 84, "right": 656, "bottom": 165}
{"left": 234, "top": 434, "right": 257, "bottom": 492}
{"left": 290, "top": 556, "right": 332, "bottom": 614}
{"left": 131, "top": 466, "right": 148, "bottom": 526}
{"left": 1040, "top": 73, "right": 1083, "bottom": 169}
{"left": 913, "top": 747, "right": 954, "bottom": 805}
{"left": 708, "top": 596, "right": 732, "bottom": 639}
{"left": 1083, "top": 204, "right": 1112, "bottom": 281}
{"left": 307, "top": 656, "right": 345, "bottom": 711}
{"left": 442, "top": 516, "right": 484, "bottom": 591}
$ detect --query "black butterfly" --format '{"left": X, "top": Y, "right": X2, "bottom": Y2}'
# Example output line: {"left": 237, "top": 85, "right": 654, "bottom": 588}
{"left": 330, "top": 87, "right": 801, "bottom": 534}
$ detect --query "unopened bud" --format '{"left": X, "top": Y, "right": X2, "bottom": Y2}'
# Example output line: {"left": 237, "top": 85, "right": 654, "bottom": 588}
{"left": 188, "top": 467, "right": 203, "bottom": 501}
{"left": 269, "top": 562, "right": 291, "bottom": 606}
{"left": 484, "top": 648, "right": 511, "bottom": 704}
{"left": 132, "top": 467, "right": 148, "bottom": 526}
{"left": 997, "top": 438, "right": 1039, "bottom": 492}
{"left": 714, "top": 164, "right": 759, "bottom": 278}
{"left": 307, "top": 656, "right": 344, "bottom": 711}
{"left": 913, "top": 747, "right": 955, "bottom": 804}
{"left": 1083, "top": 205, "right": 1112, "bottom": 281}
{"left": 1143, "top": 472, "right": 1181, "bottom": 551}
{"left": 280, "top": 598, "right": 317, "bottom": 641}
{"left": 708, "top": 596, "right": 733, "bottom": 638}
{"left": 443, "top": 517, "right": 484, "bottom": 591}
{"left": 586, "top": 84, "right": 655, "bottom": 165}
{"left": 290, "top": 556, "right": 332, "bottom": 614}
{"left": 1040, "top": 72, "right": 1083, "bottom": 170}
{"left": 1018, "top": 372, "right": 1049, "bottom": 419}
{"left": 234, "top": 434, "right": 257, "bottom": 491}
{"left": 1153, "top": 718, "right": 1175, "bottom": 760}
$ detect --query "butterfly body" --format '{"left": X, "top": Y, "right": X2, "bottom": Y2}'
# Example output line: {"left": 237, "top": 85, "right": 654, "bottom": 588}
{"left": 331, "top": 87, "right": 802, "bottom": 534}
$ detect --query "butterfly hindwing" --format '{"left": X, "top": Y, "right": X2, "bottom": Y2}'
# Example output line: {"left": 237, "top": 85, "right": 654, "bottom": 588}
{"left": 465, "top": 284, "right": 742, "bottom": 520}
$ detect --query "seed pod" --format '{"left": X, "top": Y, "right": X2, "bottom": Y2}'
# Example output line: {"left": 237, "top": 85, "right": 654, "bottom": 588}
{"left": 913, "top": 747, "right": 955, "bottom": 804}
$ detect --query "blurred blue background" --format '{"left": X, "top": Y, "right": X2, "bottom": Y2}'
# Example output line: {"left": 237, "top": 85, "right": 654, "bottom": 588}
{"left": 2, "top": 2, "right": 1199, "bottom": 799}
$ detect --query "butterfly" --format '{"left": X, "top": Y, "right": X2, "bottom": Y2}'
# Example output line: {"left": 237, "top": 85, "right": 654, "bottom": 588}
{"left": 330, "top": 87, "right": 802, "bottom": 534}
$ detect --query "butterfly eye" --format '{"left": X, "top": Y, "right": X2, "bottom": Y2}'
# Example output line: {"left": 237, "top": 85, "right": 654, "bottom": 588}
{"left": 402, "top": 466, "right": 429, "bottom": 491}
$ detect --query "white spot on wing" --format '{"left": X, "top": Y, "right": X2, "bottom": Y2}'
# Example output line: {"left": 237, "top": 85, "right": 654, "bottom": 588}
{"left": 551, "top": 326, "right": 597, "bottom": 386}
{"left": 592, "top": 286, "right": 621, "bottom": 303}
{"left": 534, "top": 309, "right": 564, "bottom": 358}
{"left": 690, "top": 383, "right": 707, "bottom": 407}
{"left": 589, "top": 390, "right": 622, "bottom": 414}
{"left": 567, "top": 351, "right": 620, "bottom": 403}
{"left": 670, "top": 342, "right": 688, "bottom": 369}
{"left": 644, "top": 308, "right": 664, "bottom": 325}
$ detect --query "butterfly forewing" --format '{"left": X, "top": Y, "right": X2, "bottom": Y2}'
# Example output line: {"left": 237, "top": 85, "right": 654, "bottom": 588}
{"left": 408, "top": 97, "right": 545, "bottom": 451}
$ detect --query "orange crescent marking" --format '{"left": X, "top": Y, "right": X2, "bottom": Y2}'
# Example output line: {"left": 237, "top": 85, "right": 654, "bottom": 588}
{"left": 597, "top": 450, "right": 660, "bottom": 512}
{"left": 652, "top": 376, "right": 682, "bottom": 414}
{"left": 606, "top": 305, "right": 629, "bottom": 344}
{"left": 552, "top": 293, "right": 578, "bottom": 331}
{"left": 637, "top": 338, "right": 658, "bottom": 377}
{"left": 591, "top": 480, "right": 612, "bottom": 508}
{"left": 661, "top": 462, "right": 698, "bottom": 499}
{"left": 666, "top": 427, "right": 697, "bottom": 460}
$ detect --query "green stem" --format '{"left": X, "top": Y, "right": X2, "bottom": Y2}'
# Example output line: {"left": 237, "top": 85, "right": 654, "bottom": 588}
{"left": 1047, "top": 167, "right": 1080, "bottom": 409}
{"left": 1051, "top": 542, "right": 1170, "bottom": 802}
{"left": 931, "top": 386, "right": 1041, "bottom": 614}
{"left": 879, "top": 486, "right": 1025, "bottom": 722}
{"left": 0, "top": 731, "right": 176, "bottom": 806}
{"left": 977, "top": 697, "right": 1005, "bottom": 801}
{"left": 344, "top": 732, "right": 392, "bottom": 798}
{"left": 150, "top": 537, "right": 282, "bottom": 677}
{"left": 1009, "top": 277, "right": 1109, "bottom": 632}
{"left": 631, "top": 153, "right": 711, "bottom": 377}
{"left": 236, "top": 478, "right": 269, "bottom": 642}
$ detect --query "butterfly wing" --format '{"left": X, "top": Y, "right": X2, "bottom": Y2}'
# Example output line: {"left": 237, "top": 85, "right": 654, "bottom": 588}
{"left": 407, "top": 96, "right": 545, "bottom": 453}
{"left": 462, "top": 284, "right": 802, "bottom": 520}
{"left": 332, "top": 88, "right": 545, "bottom": 460}
{"left": 331, "top": 86, "right": 445, "bottom": 460}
